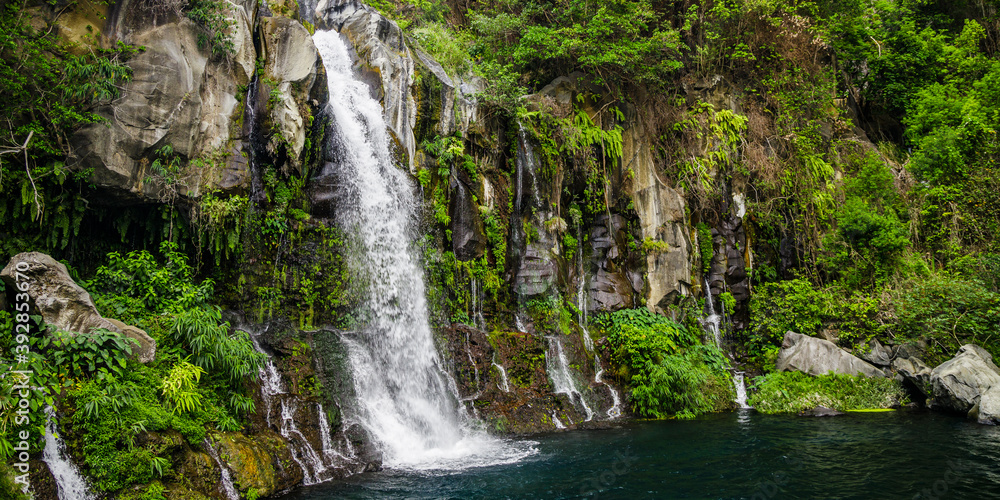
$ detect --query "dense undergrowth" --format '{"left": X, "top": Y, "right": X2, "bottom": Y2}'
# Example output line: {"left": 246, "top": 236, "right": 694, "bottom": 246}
{"left": 0, "top": 245, "right": 263, "bottom": 497}
{"left": 748, "top": 371, "right": 908, "bottom": 413}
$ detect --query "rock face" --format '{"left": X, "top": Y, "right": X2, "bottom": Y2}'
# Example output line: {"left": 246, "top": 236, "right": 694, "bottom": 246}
{"left": 1, "top": 252, "right": 157, "bottom": 362}
{"left": 892, "top": 356, "right": 933, "bottom": 394}
{"left": 926, "top": 344, "right": 1000, "bottom": 414}
{"left": 624, "top": 117, "right": 693, "bottom": 311}
{"left": 775, "top": 331, "right": 885, "bottom": 377}
{"left": 975, "top": 385, "right": 1000, "bottom": 425}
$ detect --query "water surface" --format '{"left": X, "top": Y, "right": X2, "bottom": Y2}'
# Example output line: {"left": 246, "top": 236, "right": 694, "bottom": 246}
{"left": 282, "top": 410, "right": 1000, "bottom": 499}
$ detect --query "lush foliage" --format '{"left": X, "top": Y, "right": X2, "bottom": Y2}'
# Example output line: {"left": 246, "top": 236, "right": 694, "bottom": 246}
{"left": 596, "top": 308, "right": 732, "bottom": 418}
{"left": 749, "top": 371, "right": 907, "bottom": 414}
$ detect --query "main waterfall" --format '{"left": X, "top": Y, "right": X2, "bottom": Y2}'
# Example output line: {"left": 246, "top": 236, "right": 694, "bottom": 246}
{"left": 312, "top": 30, "right": 532, "bottom": 470}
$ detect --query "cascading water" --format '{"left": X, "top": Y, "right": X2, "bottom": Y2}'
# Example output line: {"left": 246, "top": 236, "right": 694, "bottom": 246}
{"left": 733, "top": 371, "right": 751, "bottom": 409}
{"left": 248, "top": 330, "right": 349, "bottom": 483}
{"left": 203, "top": 439, "right": 239, "bottom": 500}
{"left": 703, "top": 278, "right": 722, "bottom": 347}
{"left": 594, "top": 356, "right": 622, "bottom": 419}
{"left": 546, "top": 336, "right": 594, "bottom": 421}
{"left": 492, "top": 355, "right": 511, "bottom": 393}
{"left": 43, "top": 407, "right": 96, "bottom": 500}
{"left": 313, "top": 30, "right": 534, "bottom": 470}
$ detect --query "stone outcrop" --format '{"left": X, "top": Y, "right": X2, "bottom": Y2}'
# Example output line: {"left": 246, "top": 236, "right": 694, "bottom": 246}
{"left": 1, "top": 252, "right": 157, "bottom": 362}
{"left": 775, "top": 331, "right": 885, "bottom": 378}
{"left": 926, "top": 344, "right": 1000, "bottom": 414}
{"left": 892, "top": 356, "right": 933, "bottom": 394}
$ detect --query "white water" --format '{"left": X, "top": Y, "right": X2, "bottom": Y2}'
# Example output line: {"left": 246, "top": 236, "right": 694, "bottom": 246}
{"left": 594, "top": 356, "right": 622, "bottom": 419}
{"left": 546, "top": 336, "right": 594, "bottom": 421}
{"left": 203, "top": 439, "right": 239, "bottom": 500}
{"left": 492, "top": 359, "right": 511, "bottom": 392}
{"left": 43, "top": 407, "right": 96, "bottom": 500}
{"left": 314, "top": 30, "right": 535, "bottom": 471}
{"left": 471, "top": 278, "right": 486, "bottom": 330}
{"left": 733, "top": 371, "right": 751, "bottom": 409}
{"left": 703, "top": 278, "right": 722, "bottom": 347}
{"left": 551, "top": 412, "right": 566, "bottom": 429}
{"left": 280, "top": 399, "right": 331, "bottom": 484}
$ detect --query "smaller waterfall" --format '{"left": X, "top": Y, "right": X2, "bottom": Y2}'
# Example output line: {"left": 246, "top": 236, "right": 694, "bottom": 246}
{"left": 203, "top": 439, "right": 239, "bottom": 500}
{"left": 464, "top": 330, "right": 482, "bottom": 392}
{"left": 470, "top": 278, "right": 486, "bottom": 330}
{"left": 546, "top": 337, "right": 594, "bottom": 421}
{"left": 574, "top": 221, "right": 594, "bottom": 353}
{"left": 492, "top": 358, "right": 511, "bottom": 393}
{"left": 43, "top": 407, "right": 95, "bottom": 500}
{"left": 551, "top": 412, "right": 566, "bottom": 430}
{"left": 594, "top": 356, "right": 622, "bottom": 419}
{"left": 703, "top": 278, "right": 722, "bottom": 347}
{"left": 733, "top": 372, "right": 751, "bottom": 409}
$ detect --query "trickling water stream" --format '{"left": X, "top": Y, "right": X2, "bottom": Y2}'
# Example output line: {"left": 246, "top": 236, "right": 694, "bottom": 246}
{"left": 203, "top": 438, "right": 239, "bottom": 500}
{"left": 546, "top": 336, "right": 594, "bottom": 421}
{"left": 733, "top": 371, "right": 751, "bottom": 409}
{"left": 313, "top": 30, "right": 533, "bottom": 471}
{"left": 703, "top": 278, "right": 722, "bottom": 347}
{"left": 43, "top": 407, "right": 96, "bottom": 500}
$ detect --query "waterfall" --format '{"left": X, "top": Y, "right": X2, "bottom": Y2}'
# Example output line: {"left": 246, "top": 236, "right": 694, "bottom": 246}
{"left": 470, "top": 278, "right": 486, "bottom": 330}
{"left": 313, "top": 30, "right": 534, "bottom": 471}
{"left": 248, "top": 331, "right": 348, "bottom": 483}
{"left": 551, "top": 412, "right": 566, "bottom": 430}
{"left": 546, "top": 336, "right": 594, "bottom": 421}
{"left": 733, "top": 371, "right": 751, "bottom": 409}
{"left": 42, "top": 407, "right": 95, "bottom": 500}
{"left": 492, "top": 356, "right": 511, "bottom": 393}
{"left": 575, "top": 221, "right": 594, "bottom": 353}
{"left": 203, "top": 439, "right": 239, "bottom": 500}
{"left": 703, "top": 277, "right": 722, "bottom": 347}
{"left": 594, "top": 356, "right": 622, "bottom": 419}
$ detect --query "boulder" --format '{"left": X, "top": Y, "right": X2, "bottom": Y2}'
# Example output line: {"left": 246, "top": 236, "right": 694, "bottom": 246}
{"left": 926, "top": 344, "right": 1000, "bottom": 414}
{"left": 798, "top": 406, "right": 845, "bottom": 417}
{"left": 1, "top": 252, "right": 119, "bottom": 334}
{"left": 975, "top": 385, "right": 1000, "bottom": 425}
{"left": 105, "top": 318, "right": 157, "bottom": 364}
{"left": 861, "top": 339, "right": 894, "bottom": 367}
{"left": 775, "top": 331, "right": 885, "bottom": 378}
{"left": 1, "top": 253, "right": 156, "bottom": 363}
{"left": 892, "top": 356, "right": 932, "bottom": 395}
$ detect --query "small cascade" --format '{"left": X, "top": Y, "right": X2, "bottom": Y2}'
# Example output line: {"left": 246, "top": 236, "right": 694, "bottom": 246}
{"left": 574, "top": 220, "right": 594, "bottom": 352}
{"left": 492, "top": 356, "right": 511, "bottom": 393}
{"left": 551, "top": 412, "right": 566, "bottom": 430}
{"left": 594, "top": 356, "right": 622, "bottom": 419}
{"left": 470, "top": 278, "right": 486, "bottom": 330}
{"left": 703, "top": 277, "right": 722, "bottom": 347}
{"left": 43, "top": 407, "right": 96, "bottom": 500}
{"left": 203, "top": 439, "right": 239, "bottom": 500}
{"left": 546, "top": 336, "right": 594, "bottom": 421}
{"left": 249, "top": 331, "right": 344, "bottom": 484}
{"left": 515, "top": 125, "right": 543, "bottom": 214}
{"left": 733, "top": 371, "right": 751, "bottom": 409}
{"left": 464, "top": 330, "right": 482, "bottom": 392}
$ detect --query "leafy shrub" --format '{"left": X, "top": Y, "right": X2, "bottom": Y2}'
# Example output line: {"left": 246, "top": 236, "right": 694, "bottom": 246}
{"left": 596, "top": 309, "right": 732, "bottom": 418}
{"left": 893, "top": 273, "right": 1000, "bottom": 365}
{"left": 161, "top": 361, "right": 205, "bottom": 414}
{"left": 748, "top": 371, "right": 907, "bottom": 414}
{"left": 40, "top": 328, "right": 136, "bottom": 380}
{"left": 169, "top": 307, "right": 265, "bottom": 383}
{"left": 747, "top": 279, "right": 835, "bottom": 366}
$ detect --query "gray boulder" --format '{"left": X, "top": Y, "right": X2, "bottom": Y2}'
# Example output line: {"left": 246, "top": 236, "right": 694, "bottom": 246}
{"left": 975, "top": 385, "right": 1000, "bottom": 425}
{"left": 927, "top": 344, "right": 1000, "bottom": 414}
{"left": 775, "top": 331, "right": 885, "bottom": 378}
{"left": 105, "top": 318, "right": 158, "bottom": 364}
{"left": 2, "top": 253, "right": 119, "bottom": 334}
{"left": 1, "top": 253, "right": 156, "bottom": 363}
{"left": 892, "top": 356, "right": 932, "bottom": 395}
{"left": 861, "top": 339, "right": 894, "bottom": 367}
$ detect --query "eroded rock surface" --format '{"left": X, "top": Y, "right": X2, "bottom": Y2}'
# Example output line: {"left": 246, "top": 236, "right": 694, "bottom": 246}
{"left": 775, "top": 331, "right": 885, "bottom": 378}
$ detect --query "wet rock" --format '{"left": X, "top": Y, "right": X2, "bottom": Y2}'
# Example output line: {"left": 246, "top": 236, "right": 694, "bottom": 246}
{"left": 216, "top": 431, "right": 303, "bottom": 496}
{"left": 587, "top": 268, "right": 634, "bottom": 312}
{"left": 450, "top": 173, "right": 487, "bottom": 261}
{"left": 261, "top": 16, "right": 325, "bottom": 174}
{"left": 798, "top": 406, "right": 845, "bottom": 417}
{"left": 927, "top": 344, "right": 1000, "bottom": 414}
{"left": 775, "top": 332, "right": 885, "bottom": 378}
{"left": 975, "top": 385, "right": 1000, "bottom": 425}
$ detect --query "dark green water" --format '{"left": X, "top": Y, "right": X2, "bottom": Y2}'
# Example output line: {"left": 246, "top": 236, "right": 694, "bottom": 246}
{"left": 282, "top": 410, "right": 1000, "bottom": 499}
